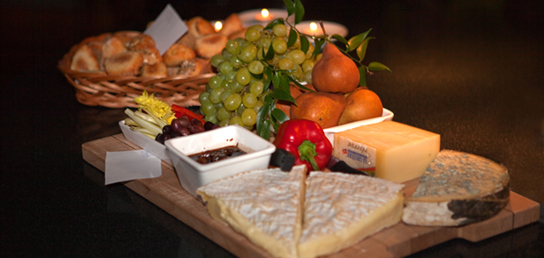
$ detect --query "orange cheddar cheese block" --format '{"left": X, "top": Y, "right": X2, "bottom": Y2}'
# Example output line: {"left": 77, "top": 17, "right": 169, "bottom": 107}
{"left": 332, "top": 121, "right": 440, "bottom": 183}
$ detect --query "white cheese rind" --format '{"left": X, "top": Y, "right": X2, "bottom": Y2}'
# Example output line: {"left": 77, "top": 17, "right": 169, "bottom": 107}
{"left": 298, "top": 172, "right": 404, "bottom": 258}
{"left": 332, "top": 121, "right": 440, "bottom": 183}
{"left": 403, "top": 150, "right": 510, "bottom": 226}
{"left": 197, "top": 165, "right": 307, "bottom": 258}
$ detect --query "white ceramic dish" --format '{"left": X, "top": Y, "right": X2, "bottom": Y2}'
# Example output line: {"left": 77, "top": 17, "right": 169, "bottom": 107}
{"left": 119, "top": 120, "right": 173, "bottom": 165}
{"left": 165, "top": 125, "right": 276, "bottom": 196}
{"left": 323, "top": 108, "right": 394, "bottom": 146}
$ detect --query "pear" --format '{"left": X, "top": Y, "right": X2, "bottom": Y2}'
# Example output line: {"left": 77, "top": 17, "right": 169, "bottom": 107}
{"left": 312, "top": 43, "right": 360, "bottom": 93}
{"left": 290, "top": 92, "right": 347, "bottom": 129}
{"left": 338, "top": 88, "right": 383, "bottom": 125}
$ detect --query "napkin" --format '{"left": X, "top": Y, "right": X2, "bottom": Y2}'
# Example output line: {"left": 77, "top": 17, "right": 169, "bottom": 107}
{"left": 144, "top": 4, "right": 188, "bottom": 55}
{"left": 105, "top": 150, "right": 162, "bottom": 185}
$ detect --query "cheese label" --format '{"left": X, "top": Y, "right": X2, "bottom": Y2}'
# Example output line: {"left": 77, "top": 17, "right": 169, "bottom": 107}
{"left": 332, "top": 121, "right": 440, "bottom": 183}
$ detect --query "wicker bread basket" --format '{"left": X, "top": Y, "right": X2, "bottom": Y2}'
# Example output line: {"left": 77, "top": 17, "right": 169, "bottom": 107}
{"left": 58, "top": 32, "right": 214, "bottom": 108}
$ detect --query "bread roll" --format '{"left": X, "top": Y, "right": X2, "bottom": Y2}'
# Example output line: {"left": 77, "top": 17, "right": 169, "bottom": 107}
{"left": 70, "top": 44, "right": 100, "bottom": 72}
{"left": 194, "top": 33, "right": 228, "bottom": 59}
{"left": 220, "top": 13, "right": 243, "bottom": 37}
{"left": 163, "top": 43, "right": 196, "bottom": 66}
{"left": 141, "top": 62, "right": 168, "bottom": 77}
{"left": 187, "top": 16, "right": 216, "bottom": 38}
{"left": 228, "top": 28, "right": 248, "bottom": 40}
{"left": 127, "top": 34, "right": 162, "bottom": 65}
{"left": 103, "top": 52, "right": 144, "bottom": 76}
{"left": 102, "top": 36, "right": 126, "bottom": 60}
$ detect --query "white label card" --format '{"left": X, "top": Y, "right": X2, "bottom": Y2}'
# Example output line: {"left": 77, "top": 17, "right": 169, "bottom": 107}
{"left": 144, "top": 4, "right": 188, "bottom": 55}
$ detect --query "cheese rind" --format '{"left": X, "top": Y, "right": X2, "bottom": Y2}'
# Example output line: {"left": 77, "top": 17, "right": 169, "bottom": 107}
{"left": 332, "top": 121, "right": 440, "bottom": 183}
{"left": 298, "top": 172, "right": 404, "bottom": 258}
{"left": 403, "top": 150, "right": 510, "bottom": 226}
{"left": 197, "top": 165, "right": 307, "bottom": 258}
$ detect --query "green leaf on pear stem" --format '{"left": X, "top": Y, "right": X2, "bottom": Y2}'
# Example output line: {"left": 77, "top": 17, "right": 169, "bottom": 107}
{"left": 331, "top": 34, "right": 348, "bottom": 45}
{"left": 356, "top": 37, "right": 374, "bottom": 62}
{"left": 283, "top": 0, "right": 295, "bottom": 16}
{"left": 313, "top": 38, "right": 326, "bottom": 57}
{"left": 271, "top": 108, "right": 289, "bottom": 124}
{"left": 358, "top": 66, "right": 367, "bottom": 87}
{"left": 348, "top": 28, "right": 372, "bottom": 52}
{"left": 300, "top": 35, "right": 310, "bottom": 53}
{"left": 287, "top": 28, "right": 298, "bottom": 47}
{"left": 294, "top": 0, "right": 305, "bottom": 24}
{"left": 368, "top": 62, "right": 392, "bottom": 72}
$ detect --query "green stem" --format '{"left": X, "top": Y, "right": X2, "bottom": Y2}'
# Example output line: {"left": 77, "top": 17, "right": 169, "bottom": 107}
{"left": 298, "top": 140, "right": 319, "bottom": 171}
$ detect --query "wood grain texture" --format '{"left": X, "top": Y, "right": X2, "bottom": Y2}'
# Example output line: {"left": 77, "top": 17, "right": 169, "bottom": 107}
{"left": 82, "top": 134, "right": 541, "bottom": 258}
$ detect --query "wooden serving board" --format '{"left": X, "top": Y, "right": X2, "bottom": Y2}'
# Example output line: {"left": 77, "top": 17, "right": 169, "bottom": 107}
{"left": 82, "top": 134, "right": 541, "bottom": 258}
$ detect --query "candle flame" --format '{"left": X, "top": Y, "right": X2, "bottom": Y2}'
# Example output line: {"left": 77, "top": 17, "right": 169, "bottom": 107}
{"left": 214, "top": 21, "right": 222, "bottom": 32}
{"left": 310, "top": 22, "right": 318, "bottom": 31}
{"left": 261, "top": 8, "right": 270, "bottom": 18}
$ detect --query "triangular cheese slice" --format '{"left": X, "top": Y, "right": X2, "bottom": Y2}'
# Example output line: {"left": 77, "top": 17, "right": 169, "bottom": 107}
{"left": 197, "top": 165, "right": 307, "bottom": 258}
{"left": 298, "top": 172, "right": 404, "bottom": 258}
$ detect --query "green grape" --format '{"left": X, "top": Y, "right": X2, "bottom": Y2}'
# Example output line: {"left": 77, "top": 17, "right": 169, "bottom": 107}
{"left": 259, "top": 37, "right": 272, "bottom": 49}
{"left": 242, "top": 92, "right": 258, "bottom": 108}
{"left": 225, "top": 70, "right": 237, "bottom": 80}
{"left": 214, "top": 102, "right": 224, "bottom": 109}
{"left": 208, "top": 75, "right": 223, "bottom": 89}
{"left": 248, "top": 24, "right": 264, "bottom": 32}
{"left": 239, "top": 43, "right": 257, "bottom": 63}
{"left": 272, "top": 38, "right": 287, "bottom": 54}
{"left": 221, "top": 48, "right": 233, "bottom": 60}
{"left": 253, "top": 100, "right": 264, "bottom": 113}
{"left": 272, "top": 24, "right": 287, "bottom": 37}
{"left": 229, "top": 116, "right": 244, "bottom": 127}
{"left": 221, "top": 88, "right": 235, "bottom": 102}
{"left": 229, "top": 56, "right": 244, "bottom": 69}
{"left": 234, "top": 37, "right": 245, "bottom": 46}
{"left": 236, "top": 67, "right": 251, "bottom": 86}
{"left": 304, "top": 70, "right": 312, "bottom": 84}
{"left": 315, "top": 53, "right": 323, "bottom": 62}
{"left": 223, "top": 93, "right": 242, "bottom": 111}
{"left": 288, "top": 49, "right": 306, "bottom": 65}
{"left": 225, "top": 40, "right": 241, "bottom": 55}
{"left": 248, "top": 60, "right": 264, "bottom": 75}
{"left": 242, "top": 108, "right": 257, "bottom": 126}
{"left": 219, "top": 61, "right": 233, "bottom": 75}
{"left": 267, "top": 55, "right": 279, "bottom": 66}
{"left": 289, "top": 64, "right": 303, "bottom": 79}
{"left": 249, "top": 81, "right": 264, "bottom": 95}
{"left": 199, "top": 91, "right": 210, "bottom": 104}
{"left": 216, "top": 107, "right": 231, "bottom": 121}
{"left": 219, "top": 119, "right": 229, "bottom": 127}
{"left": 209, "top": 87, "right": 225, "bottom": 104}
{"left": 201, "top": 101, "right": 217, "bottom": 116}
{"left": 301, "top": 59, "right": 314, "bottom": 73}
{"left": 245, "top": 28, "right": 261, "bottom": 42}
{"left": 230, "top": 80, "right": 244, "bottom": 92}
{"left": 204, "top": 115, "right": 218, "bottom": 124}
{"left": 278, "top": 58, "right": 294, "bottom": 70}
{"left": 210, "top": 54, "right": 225, "bottom": 68}
{"left": 237, "top": 104, "right": 246, "bottom": 116}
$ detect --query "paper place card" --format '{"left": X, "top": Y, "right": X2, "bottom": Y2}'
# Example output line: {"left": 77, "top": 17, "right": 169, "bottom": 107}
{"left": 144, "top": 4, "right": 188, "bottom": 55}
{"left": 105, "top": 150, "right": 162, "bottom": 185}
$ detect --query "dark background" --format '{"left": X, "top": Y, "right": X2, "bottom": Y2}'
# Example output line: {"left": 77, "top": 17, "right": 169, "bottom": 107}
{"left": 1, "top": 0, "right": 543, "bottom": 257}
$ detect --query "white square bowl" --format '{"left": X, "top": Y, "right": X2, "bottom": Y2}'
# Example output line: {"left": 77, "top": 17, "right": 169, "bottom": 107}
{"left": 164, "top": 125, "right": 276, "bottom": 196}
{"left": 119, "top": 120, "right": 172, "bottom": 165}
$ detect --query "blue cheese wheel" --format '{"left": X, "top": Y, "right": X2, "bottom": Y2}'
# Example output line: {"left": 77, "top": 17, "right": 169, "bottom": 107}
{"left": 402, "top": 150, "right": 510, "bottom": 226}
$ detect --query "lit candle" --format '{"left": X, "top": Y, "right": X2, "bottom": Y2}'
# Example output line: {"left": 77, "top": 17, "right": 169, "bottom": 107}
{"left": 304, "top": 22, "right": 323, "bottom": 35}
{"left": 214, "top": 21, "right": 222, "bottom": 32}
{"left": 255, "top": 8, "right": 274, "bottom": 21}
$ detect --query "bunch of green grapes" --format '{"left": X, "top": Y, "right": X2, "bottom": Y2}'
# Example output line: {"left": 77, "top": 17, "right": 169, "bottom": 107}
{"left": 199, "top": 23, "right": 318, "bottom": 130}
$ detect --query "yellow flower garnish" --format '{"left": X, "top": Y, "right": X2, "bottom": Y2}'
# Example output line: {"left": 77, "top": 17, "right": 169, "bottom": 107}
{"left": 134, "top": 91, "right": 176, "bottom": 124}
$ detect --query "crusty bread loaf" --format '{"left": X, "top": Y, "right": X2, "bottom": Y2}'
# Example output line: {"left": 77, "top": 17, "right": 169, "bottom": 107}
{"left": 228, "top": 28, "right": 248, "bottom": 40}
{"left": 70, "top": 44, "right": 101, "bottom": 72}
{"left": 163, "top": 43, "right": 196, "bottom": 66}
{"left": 126, "top": 34, "right": 162, "bottom": 65}
{"left": 194, "top": 33, "right": 228, "bottom": 59}
{"left": 103, "top": 52, "right": 143, "bottom": 76}
{"left": 220, "top": 13, "right": 243, "bottom": 37}
{"left": 403, "top": 149, "right": 510, "bottom": 226}
{"left": 141, "top": 62, "right": 168, "bottom": 77}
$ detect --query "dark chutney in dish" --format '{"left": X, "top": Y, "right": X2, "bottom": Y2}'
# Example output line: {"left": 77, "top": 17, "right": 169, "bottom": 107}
{"left": 190, "top": 146, "right": 247, "bottom": 164}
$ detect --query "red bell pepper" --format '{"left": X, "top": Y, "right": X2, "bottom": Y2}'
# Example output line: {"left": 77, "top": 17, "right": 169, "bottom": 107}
{"left": 273, "top": 119, "right": 333, "bottom": 172}
{"left": 171, "top": 104, "right": 206, "bottom": 125}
